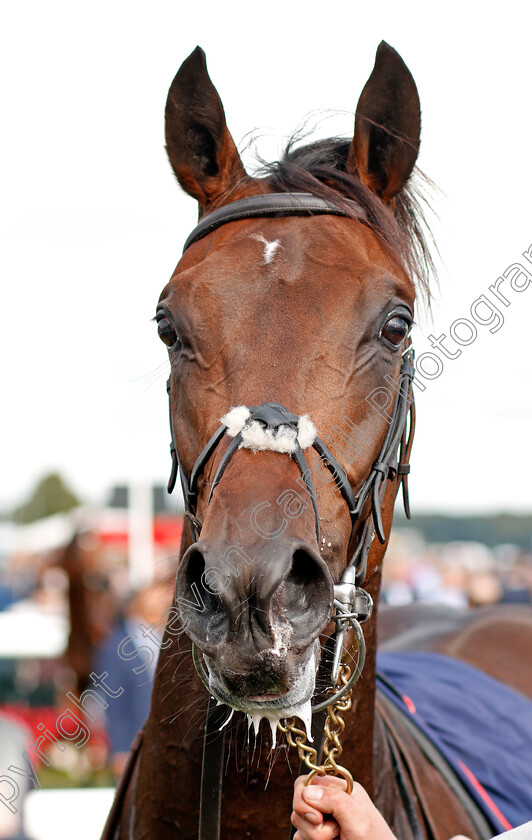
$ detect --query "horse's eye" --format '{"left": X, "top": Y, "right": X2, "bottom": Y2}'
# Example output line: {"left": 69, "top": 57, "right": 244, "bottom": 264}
{"left": 381, "top": 316, "right": 410, "bottom": 346}
{"left": 157, "top": 317, "right": 179, "bottom": 348}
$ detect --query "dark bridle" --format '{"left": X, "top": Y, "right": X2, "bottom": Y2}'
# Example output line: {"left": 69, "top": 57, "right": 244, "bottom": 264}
{"left": 163, "top": 191, "right": 416, "bottom": 840}
{"left": 166, "top": 191, "right": 415, "bottom": 601}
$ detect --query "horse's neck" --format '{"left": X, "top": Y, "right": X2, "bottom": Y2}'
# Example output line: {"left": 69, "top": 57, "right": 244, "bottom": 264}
{"left": 127, "top": 626, "right": 444, "bottom": 840}
{"left": 128, "top": 629, "right": 206, "bottom": 838}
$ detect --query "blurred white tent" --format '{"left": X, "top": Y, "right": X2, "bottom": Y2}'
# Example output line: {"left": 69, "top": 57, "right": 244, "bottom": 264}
{"left": 0, "top": 609, "right": 68, "bottom": 658}
{"left": 25, "top": 788, "right": 114, "bottom": 840}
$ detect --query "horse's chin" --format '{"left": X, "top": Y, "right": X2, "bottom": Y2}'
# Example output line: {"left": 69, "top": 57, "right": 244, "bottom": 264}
{"left": 204, "top": 641, "right": 319, "bottom": 745}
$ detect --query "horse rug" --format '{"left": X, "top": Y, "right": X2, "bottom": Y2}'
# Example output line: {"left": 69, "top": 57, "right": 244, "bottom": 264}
{"left": 377, "top": 651, "right": 532, "bottom": 836}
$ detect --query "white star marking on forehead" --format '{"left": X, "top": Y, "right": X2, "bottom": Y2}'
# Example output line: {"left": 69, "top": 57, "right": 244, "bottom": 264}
{"left": 252, "top": 233, "right": 281, "bottom": 265}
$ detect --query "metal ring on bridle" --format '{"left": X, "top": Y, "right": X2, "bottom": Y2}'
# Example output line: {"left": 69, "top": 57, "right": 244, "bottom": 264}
{"left": 191, "top": 601, "right": 366, "bottom": 715}
{"left": 311, "top": 603, "right": 366, "bottom": 713}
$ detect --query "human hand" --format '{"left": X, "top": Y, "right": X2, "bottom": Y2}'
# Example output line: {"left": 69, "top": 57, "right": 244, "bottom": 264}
{"left": 291, "top": 775, "right": 398, "bottom": 840}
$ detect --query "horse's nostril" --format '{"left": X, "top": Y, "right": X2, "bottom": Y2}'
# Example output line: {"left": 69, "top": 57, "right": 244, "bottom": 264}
{"left": 176, "top": 541, "right": 333, "bottom": 654}
{"left": 277, "top": 547, "right": 333, "bottom": 641}
{"left": 176, "top": 547, "right": 227, "bottom": 647}
{"left": 183, "top": 548, "right": 219, "bottom": 613}
{"left": 285, "top": 549, "right": 325, "bottom": 605}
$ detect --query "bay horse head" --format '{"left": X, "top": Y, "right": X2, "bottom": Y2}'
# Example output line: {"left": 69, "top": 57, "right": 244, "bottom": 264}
{"left": 159, "top": 43, "right": 428, "bottom": 738}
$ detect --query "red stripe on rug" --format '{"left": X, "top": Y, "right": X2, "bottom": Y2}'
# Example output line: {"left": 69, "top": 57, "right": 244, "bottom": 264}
{"left": 458, "top": 759, "right": 513, "bottom": 831}
{"left": 402, "top": 694, "right": 416, "bottom": 714}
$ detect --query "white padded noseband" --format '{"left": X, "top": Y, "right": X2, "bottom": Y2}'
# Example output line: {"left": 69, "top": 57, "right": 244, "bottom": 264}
{"left": 220, "top": 406, "right": 317, "bottom": 454}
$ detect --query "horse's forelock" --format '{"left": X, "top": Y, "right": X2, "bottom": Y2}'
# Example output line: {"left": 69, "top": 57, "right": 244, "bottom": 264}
{"left": 256, "top": 135, "right": 436, "bottom": 304}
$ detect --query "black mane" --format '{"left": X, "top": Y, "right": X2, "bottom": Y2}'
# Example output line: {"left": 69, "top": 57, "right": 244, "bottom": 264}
{"left": 258, "top": 136, "right": 436, "bottom": 300}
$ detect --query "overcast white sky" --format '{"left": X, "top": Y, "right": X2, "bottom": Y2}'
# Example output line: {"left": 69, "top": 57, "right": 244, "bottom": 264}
{"left": 1, "top": 1, "right": 531, "bottom": 515}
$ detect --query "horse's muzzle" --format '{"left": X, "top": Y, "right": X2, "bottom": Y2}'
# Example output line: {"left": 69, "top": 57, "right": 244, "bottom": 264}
{"left": 175, "top": 537, "right": 333, "bottom": 697}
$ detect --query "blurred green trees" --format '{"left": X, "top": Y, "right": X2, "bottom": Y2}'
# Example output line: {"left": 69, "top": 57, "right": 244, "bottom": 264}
{"left": 13, "top": 473, "right": 80, "bottom": 523}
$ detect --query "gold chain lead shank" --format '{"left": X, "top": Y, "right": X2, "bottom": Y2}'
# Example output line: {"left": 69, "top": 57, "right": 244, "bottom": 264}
{"left": 278, "top": 662, "right": 354, "bottom": 794}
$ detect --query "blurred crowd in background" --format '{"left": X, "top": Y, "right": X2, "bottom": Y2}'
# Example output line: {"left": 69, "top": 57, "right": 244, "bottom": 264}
{"left": 0, "top": 474, "right": 182, "bottom": 822}
{"left": 382, "top": 529, "right": 532, "bottom": 610}
{"left": 0, "top": 472, "right": 531, "bottom": 824}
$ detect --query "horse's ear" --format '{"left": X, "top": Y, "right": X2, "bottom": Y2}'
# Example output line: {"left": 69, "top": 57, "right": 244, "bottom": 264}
{"left": 165, "top": 46, "right": 248, "bottom": 212}
{"left": 347, "top": 42, "right": 421, "bottom": 202}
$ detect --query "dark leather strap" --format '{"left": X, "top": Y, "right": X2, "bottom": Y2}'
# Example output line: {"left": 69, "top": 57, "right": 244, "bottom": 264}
{"left": 399, "top": 399, "right": 416, "bottom": 519}
{"left": 183, "top": 192, "right": 367, "bottom": 253}
{"left": 100, "top": 727, "right": 144, "bottom": 840}
{"left": 198, "top": 698, "right": 228, "bottom": 840}
{"left": 312, "top": 436, "right": 357, "bottom": 513}
{"left": 383, "top": 722, "right": 426, "bottom": 840}
{"left": 291, "top": 443, "right": 320, "bottom": 541}
{"left": 166, "top": 377, "right": 178, "bottom": 494}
